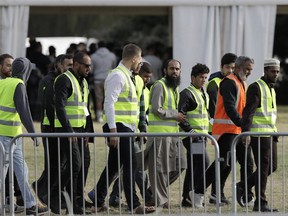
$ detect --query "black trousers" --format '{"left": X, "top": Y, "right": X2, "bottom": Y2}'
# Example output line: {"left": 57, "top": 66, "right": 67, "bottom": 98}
{"left": 195, "top": 133, "right": 253, "bottom": 198}
{"left": 35, "top": 125, "right": 63, "bottom": 199}
{"left": 96, "top": 123, "right": 140, "bottom": 210}
{"left": 52, "top": 127, "right": 90, "bottom": 207}
{"left": 182, "top": 137, "right": 209, "bottom": 199}
{"left": 240, "top": 137, "right": 277, "bottom": 206}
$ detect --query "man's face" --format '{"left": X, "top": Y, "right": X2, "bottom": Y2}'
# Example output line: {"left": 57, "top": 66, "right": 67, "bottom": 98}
{"left": 164, "top": 60, "right": 181, "bottom": 88}
{"left": 164, "top": 60, "right": 181, "bottom": 79}
{"left": 238, "top": 61, "right": 253, "bottom": 81}
{"left": 76, "top": 55, "right": 91, "bottom": 78}
{"left": 221, "top": 63, "right": 235, "bottom": 77}
{"left": 140, "top": 72, "right": 152, "bottom": 86}
{"left": 131, "top": 52, "right": 142, "bottom": 74}
{"left": 192, "top": 73, "right": 208, "bottom": 89}
{"left": 265, "top": 66, "right": 280, "bottom": 83}
{"left": 0, "top": 57, "right": 13, "bottom": 78}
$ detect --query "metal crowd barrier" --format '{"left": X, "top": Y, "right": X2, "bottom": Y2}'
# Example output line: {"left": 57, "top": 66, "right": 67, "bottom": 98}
{"left": 1, "top": 132, "right": 221, "bottom": 215}
{"left": 0, "top": 143, "right": 5, "bottom": 214}
{"left": 231, "top": 132, "right": 288, "bottom": 215}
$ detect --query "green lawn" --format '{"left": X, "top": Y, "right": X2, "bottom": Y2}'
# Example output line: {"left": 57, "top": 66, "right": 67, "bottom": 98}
{"left": 19, "top": 106, "right": 288, "bottom": 214}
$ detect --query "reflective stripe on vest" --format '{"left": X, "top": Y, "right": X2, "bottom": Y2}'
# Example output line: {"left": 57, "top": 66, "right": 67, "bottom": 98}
{"left": 103, "top": 66, "right": 138, "bottom": 126}
{"left": 206, "top": 77, "right": 221, "bottom": 132}
{"left": 54, "top": 71, "right": 88, "bottom": 128}
{"left": 148, "top": 78, "right": 179, "bottom": 133}
{"left": 250, "top": 79, "right": 277, "bottom": 134}
{"left": 212, "top": 73, "right": 246, "bottom": 140}
{"left": 0, "top": 78, "right": 23, "bottom": 137}
{"left": 184, "top": 85, "right": 209, "bottom": 134}
{"left": 143, "top": 87, "right": 150, "bottom": 113}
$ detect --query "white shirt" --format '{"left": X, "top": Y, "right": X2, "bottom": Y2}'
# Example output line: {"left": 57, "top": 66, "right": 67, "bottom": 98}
{"left": 103, "top": 62, "right": 136, "bottom": 131}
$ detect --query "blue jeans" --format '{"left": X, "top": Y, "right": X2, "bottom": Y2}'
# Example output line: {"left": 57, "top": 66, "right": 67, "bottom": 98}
{"left": 0, "top": 136, "right": 36, "bottom": 208}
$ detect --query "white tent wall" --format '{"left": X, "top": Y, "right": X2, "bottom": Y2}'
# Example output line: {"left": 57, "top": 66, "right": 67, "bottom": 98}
{"left": 0, "top": 6, "right": 29, "bottom": 57}
{"left": 0, "top": 0, "right": 285, "bottom": 87}
{"left": 173, "top": 5, "right": 277, "bottom": 89}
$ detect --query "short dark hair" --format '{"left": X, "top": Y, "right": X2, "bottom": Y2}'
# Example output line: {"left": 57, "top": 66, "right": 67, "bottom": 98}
{"left": 191, "top": 63, "right": 210, "bottom": 77}
{"left": 54, "top": 54, "right": 65, "bottom": 67}
{"left": 221, "top": 53, "right": 237, "bottom": 67}
{"left": 139, "top": 62, "right": 153, "bottom": 75}
{"left": 122, "top": 43, "right": 141, "bottom": 60}
{"left": 0, "top": 54, "right": 13, "bottom": 65}
{"left": 61, "top": 54, "right": 73, "bottom": 64}
{"left": 73, "top": 52, "right": 88, "bottom": 64}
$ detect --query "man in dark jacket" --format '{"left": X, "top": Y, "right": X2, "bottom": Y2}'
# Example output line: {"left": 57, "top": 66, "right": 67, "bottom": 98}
{"left": 237, "top": 58, "right": 280, "bottom": 212}
{"left": 52, "top": 52, "right": 93, "bottom": 214}
{"left": 33, "top": 54, "right": 73, "bottom": 204}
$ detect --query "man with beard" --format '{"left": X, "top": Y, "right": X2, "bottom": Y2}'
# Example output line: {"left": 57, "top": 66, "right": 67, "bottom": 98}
{"left": 33, "top": 54, "right": 73, "bottom": 204}
{"left": 193, "top": 56, "right": 254, "bottom": 208}
{"left": 236, "top": 58, "right": 280, "bottom": 212}
{"left": 206, "top": 53, "right": 254, "bottom": 206}
{"left": 88, "top": 43, "right": 155, "bottom": 214}
{"left": 145, "top": 59, "right": 186, "bottom": 208}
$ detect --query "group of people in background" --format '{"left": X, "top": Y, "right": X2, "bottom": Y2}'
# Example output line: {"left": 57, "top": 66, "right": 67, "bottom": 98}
{"left": 0, "top": 39, "right": 280, "bottom": 215}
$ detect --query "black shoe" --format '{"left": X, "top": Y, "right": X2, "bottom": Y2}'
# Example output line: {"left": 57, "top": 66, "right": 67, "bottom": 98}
{"left": 50, "top": 200, "right": 61, "bottom": 214}
{"left": 253, "top": 205, "right": 279, "bottom": 212}
{"left": 77, "top": 199, "right": 94, "bottom": 208}
{"left": 209, "top": 194, "right": 229, "bottom": 205}
{"left": 26, "top": 205, "right": 48, "bottom": 216}
{"left": 236, "top": 183, "right": 244, "bottom": 207}
{"left": 109, "top": 195, "right": 120, "bottom": 207}
{"left": 73, "top": 206, "right": 84, "bottom": 215}
{"left": 109, "top": 199, "right": 120, "bottom": 207}
{"left": 182, "top": 197, "right": 192, "bottom": 207}
{"left": 16, "top": 196, "right": 24, "bottom": 206}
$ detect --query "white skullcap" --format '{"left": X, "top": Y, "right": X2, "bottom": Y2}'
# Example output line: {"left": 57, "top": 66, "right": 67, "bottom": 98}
{"left": 264, "top": 58, "right": 280, "bottom": 67}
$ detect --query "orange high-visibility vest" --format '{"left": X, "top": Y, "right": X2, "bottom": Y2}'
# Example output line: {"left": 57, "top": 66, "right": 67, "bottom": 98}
{"left": 212, "top": 73, "right": 246, "bottom": 140}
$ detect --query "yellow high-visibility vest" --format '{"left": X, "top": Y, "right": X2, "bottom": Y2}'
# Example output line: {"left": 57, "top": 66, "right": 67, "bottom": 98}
{"left": 148, "top": 78, "right": 179, "bottom": 133}
{"left": 0, "top": 78, "right": 23, "bottom": 137}
{"left": 251, "top": 79, "right": 277, "bottom": 134}
{"left": 54, "top": 71, "right": 89, "bottom": 128}
{"left": 103, "top": 66, "right": 138, "bottom": 126}
{"left": 183, "top": 85, "right": 209, "bottom": 136}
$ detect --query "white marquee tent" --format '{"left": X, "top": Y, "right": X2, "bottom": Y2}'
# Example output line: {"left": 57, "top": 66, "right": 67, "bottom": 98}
{"left": 0, "top": 0, "right": 288, "bottom": 89}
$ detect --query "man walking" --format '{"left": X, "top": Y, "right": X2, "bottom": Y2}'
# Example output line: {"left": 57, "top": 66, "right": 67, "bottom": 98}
{"left": 179, "top": 63, "right": 210, "bottom": 207}
{"left": 0, "top": 57, "right": 48, "bottom": 215}
{"left": 236, "top": 58, "right": 280, "bottom": 212}
{"left": 193, "top": 56, "right": 254, "bottom": 208}
{"left": 33, "top": 54, "right": 73, "bottom": 204}
{"left": 146, "top": 59, "right": 186, "bottom": 208}
{"left": 53, "top": 52, "right": 93, "bottom": 214}
{"left": 88, "top": 43, "right": 155, "bottom": 214}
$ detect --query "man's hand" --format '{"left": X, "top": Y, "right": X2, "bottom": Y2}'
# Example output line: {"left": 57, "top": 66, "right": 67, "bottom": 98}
{"left": 242, "top": 135, "right": 251, "bottom": 146}
{"left": 177, "top": 112, "right": 186, "bottom": 123}
{"left": 33, "top": 138, "right": 40, "bottom": 147}
{"left": 109, "top": 128, "right": 119, "bottom": 148}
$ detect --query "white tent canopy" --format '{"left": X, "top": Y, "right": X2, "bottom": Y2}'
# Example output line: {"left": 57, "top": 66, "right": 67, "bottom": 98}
{"left": 0, "top": 0, "right": 287, "bottom": 6}
{"left": 0, "top": 0, "right": 287, "bottom": 89}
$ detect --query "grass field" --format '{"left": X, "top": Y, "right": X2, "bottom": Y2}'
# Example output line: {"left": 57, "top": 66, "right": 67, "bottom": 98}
{"left": 17, "top": 106, "right": 288, "bottom": 214}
